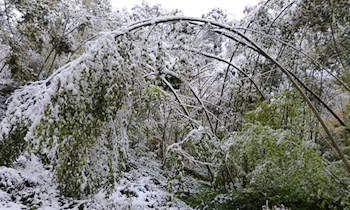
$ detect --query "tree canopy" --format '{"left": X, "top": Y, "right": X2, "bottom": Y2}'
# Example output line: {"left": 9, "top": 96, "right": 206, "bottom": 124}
{"left": 0, "top": 0, "right": 350, "bottom": 209}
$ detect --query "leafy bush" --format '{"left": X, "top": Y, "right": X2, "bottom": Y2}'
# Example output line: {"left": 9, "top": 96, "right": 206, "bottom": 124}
{"left": 0, "top": 35, "right": 144, "bottom": 198}
{"left": 0, "top": 126, "right": 27, "bottom": 167}
{"left": 214, "top": 123, "right": 340, "bottom": 209}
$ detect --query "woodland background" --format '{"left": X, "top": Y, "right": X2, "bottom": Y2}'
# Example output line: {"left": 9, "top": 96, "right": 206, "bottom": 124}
{"left": 0, "top": 0, "right": 350, "bottom": 209}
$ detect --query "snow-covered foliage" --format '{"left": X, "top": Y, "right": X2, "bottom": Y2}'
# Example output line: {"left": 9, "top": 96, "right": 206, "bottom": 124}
{"left": 0, "top": 154, "right": 67, "bottom": 209}
{"left": 0, "top": 154, "right": 192, "bottom": 209}
{"left": 0, "top": 31, "right": 145, "bottom": 197}
{"left": 1, "top": 0, "right": 350, "bottom": 209}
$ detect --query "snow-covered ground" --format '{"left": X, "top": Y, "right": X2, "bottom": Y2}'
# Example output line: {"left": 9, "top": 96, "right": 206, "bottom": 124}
{"left": 0, "top": 154, "right": 192, "bottom": 210}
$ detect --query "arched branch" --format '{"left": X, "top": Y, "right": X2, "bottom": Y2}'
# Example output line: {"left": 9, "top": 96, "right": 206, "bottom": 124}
{"left": 212, "top": 29, "right": 348, "bottom": 127}
{"left": 113, "top": 16, "right": 350, "bottom": 174}
{"left": 184, "top": 48, "right": 266, "bottom": 101}
{"left": 160, "top": 76, "right": 192, "bottom": 124}
{"left": 230, "top": 28, "right": 350, "bottom": 174}
{"left": 162, "top": 69, "right": 216, "bottom": 134}
{"left": 227, "top": 27, "right": 350, "bottom": 93}
{"left": 55, "top": 16, "right": 350, "bottom": 175}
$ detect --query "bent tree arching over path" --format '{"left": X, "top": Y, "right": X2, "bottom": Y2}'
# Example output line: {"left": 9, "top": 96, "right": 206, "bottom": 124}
{"left": 1, "top": 15, "right": 350, "bottom": 201}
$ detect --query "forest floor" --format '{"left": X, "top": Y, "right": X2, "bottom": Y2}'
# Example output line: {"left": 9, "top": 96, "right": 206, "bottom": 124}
{"left": 0, "top": 153, "right": 194, "bottom": 209}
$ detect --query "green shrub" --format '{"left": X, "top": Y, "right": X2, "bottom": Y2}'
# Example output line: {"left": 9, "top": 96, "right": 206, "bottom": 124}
{"left": 0, "top": 126, "right": 27, "bottom": 166}
{"left": 215, "top": 124, "right": 340, "bottom": 209}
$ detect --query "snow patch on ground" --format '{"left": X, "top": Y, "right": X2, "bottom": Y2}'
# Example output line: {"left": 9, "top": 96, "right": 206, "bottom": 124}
{"left": 85, "top": 156, "right": 191, "bottom": 209}
{"left": 0, "top": 154, "right": 192, "bottom": 209}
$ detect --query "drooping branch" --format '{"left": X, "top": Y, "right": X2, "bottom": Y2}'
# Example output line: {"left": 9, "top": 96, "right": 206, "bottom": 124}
{"left": 160, "top": 76, "right": 192, "bottom": 124}
{"left": 111, "top": 16, "right": 350, "bottom": 174}
{"left": 230, "top": 28, "right": 350, "bottom": 174}
{"left": 270, "top": 1, "right": 296, "bottom": 27}
{"left": 184, "top": 48, "right": 266, "bottom": 101}
{"left": 212, "top": 29, "right": 348, "bottom": 127}
{"left": 228, "top": 27, "right": 350, "bottom": 93}
{"left": 161, "top": 74, "right": 216, "bottom": 183}
{"left": 143, "top": 63, "right": 219, "bottom": 132}
{"left": 329, "top": 0, "right": 349, "bottom": 75}
{"left": 58, "top": 15, "right": 350, "bottom": 175}
{"left": 162, "top": 69, "right": 216, "bottom": 134}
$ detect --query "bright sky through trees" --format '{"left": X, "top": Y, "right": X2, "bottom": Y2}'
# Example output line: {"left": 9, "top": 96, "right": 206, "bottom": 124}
{"left": 110, "top": 0, "right": 261, "bottom": 19}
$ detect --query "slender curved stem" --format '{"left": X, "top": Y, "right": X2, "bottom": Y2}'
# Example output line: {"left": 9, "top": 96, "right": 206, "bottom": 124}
{"left": 185, "top": 48, "right": 266, "bottom": 101}
{"left": 42, "top": 15, "right": 350, "bottom": 175}
{"left": 111, "top": 16, "right": 350, "bottom": 174}
{"left": 212, "top": 30, "right": 347, "bottom": 127}
{"left": 229, "top": 27, "right": 350, "bottom": 93}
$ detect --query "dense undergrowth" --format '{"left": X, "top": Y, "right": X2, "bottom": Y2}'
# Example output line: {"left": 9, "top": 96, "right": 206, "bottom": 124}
{"left": 0, "top": 0, "right": 350, "bottom": 209}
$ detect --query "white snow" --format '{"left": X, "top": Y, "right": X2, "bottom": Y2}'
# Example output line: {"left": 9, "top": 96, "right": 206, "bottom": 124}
{"left": 0, "top": 153, "right": 192, "bottom": 209}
